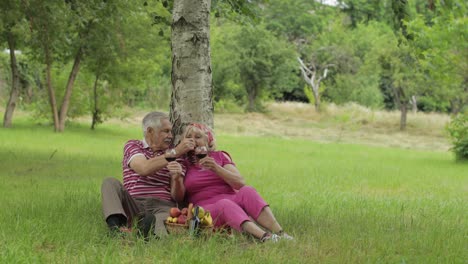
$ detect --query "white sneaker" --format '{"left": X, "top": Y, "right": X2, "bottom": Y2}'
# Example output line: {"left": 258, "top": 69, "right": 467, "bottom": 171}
{"left": 280, "top": 232, "right": 294, "bottom": 240}
{"left": 261, "top": 233, "right": 280, "bottom": 243}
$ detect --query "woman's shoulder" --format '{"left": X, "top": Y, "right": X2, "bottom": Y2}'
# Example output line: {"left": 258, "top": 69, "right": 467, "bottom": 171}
{"left": 211, "top": 150, "right": 234, "bottom": 164}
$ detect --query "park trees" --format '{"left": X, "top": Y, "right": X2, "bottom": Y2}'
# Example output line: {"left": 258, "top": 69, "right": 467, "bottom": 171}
{"left": 407, "top": 1, "right": 467, "bottom": 114}
{"left": 235, "top": 24, "right": 297, "bottom": 112}
{"left": 24, "top": 0, "right": 72, "bottom": 131}
{"left": 0, "top": 0, "right": 25, "bottom": 128}
{"left": 298, "top": 19, "right": 395, "bottom": 111}
{"left": 211, "top": 20, "right": 298, "bottom": 112}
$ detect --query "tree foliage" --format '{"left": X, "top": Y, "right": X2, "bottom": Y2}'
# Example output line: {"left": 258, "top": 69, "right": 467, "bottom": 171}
{"left": 446, "top": 112, "right": 468, "bottom": 161}
{"left": 212, "top": 20, "right": 298, "bottom": 112}
{"left": 0, "top": 0, "right": 465, "bottom": 131}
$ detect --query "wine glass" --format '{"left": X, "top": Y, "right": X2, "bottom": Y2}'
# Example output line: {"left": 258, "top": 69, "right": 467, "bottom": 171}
{"left": 195, "top": 146, "right": 208, "bottom": 160}
{"left": 195, "top": 146, "right": 208, "bottom": 169}
{"left": 165, "top": 148, "right": 177, "bottom": 162}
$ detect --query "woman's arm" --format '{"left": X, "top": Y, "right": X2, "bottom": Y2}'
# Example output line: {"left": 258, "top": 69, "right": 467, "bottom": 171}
{"left": 200, "top": 156, "right": 245, "bottom": 190}
{"left": 216, "top": 164, "right": 246, "bottom": 190}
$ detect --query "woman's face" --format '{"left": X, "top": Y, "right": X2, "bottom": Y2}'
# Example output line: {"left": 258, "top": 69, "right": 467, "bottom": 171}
{"left": 185, "top": 128, "right": 208, "bottom": 147}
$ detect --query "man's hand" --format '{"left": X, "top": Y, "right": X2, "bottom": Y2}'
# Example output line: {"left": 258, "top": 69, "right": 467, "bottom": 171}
{"left": 167, "top": 161, "right": 183, "bottom": 180}
{"left": 175, "top": 138, "right": 195, "bottom": 156}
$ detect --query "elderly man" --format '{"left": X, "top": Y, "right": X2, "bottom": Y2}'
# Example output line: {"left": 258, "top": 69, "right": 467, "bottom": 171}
{"left": 101, "top": 111, "right": 194, "bottom": 238}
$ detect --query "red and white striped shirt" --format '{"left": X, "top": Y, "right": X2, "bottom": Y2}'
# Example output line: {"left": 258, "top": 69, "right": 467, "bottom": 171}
{"left": 122, "top": 139, "right": 185, "bottom": 201}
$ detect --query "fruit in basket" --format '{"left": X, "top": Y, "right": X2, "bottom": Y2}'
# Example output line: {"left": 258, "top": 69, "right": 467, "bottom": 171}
{"left": 170, "top": 207, "right": 181, "bottom": 217}
{"left": 181, "top": 207, "right": 188, "bottom": 216}
{"left": 177, "top": 215, "right": 187, "bottom": 225}
{"left": 166, "top": 216, "right": 173, "bottom": 223}
{"left": 201, "top": 212, "right": 213, "bottom": 226}
{"left": 171, "top": 217, "right": 178, "bottom": 223}
{"left": 192, "top": 206, "right": 205, "bottom": 218}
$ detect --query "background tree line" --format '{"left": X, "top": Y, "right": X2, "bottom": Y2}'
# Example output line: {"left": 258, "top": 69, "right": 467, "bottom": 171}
{"left": 0, "top": 0, "right": 466, "bottom": 131}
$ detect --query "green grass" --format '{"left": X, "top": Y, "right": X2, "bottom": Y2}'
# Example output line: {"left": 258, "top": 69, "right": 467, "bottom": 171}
{"left": 0, "top": 118, "right": 467, "bottom": 263}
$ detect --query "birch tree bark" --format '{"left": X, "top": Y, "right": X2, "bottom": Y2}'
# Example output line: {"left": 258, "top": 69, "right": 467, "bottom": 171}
{"left": 298, "top": 57, "right": 332, "bottom": 112}
{"left": 170, "top": 0, "right": 214, "bottom": 140}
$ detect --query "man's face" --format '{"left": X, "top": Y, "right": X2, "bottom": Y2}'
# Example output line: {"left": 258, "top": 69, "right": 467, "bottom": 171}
{"left": 147, "top": 118, "right": 173, "bottom": 151}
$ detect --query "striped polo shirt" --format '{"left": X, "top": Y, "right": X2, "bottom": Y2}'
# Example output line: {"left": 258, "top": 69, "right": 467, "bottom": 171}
{"left": 122, "top": 139, "right": 185, "bottom": 201}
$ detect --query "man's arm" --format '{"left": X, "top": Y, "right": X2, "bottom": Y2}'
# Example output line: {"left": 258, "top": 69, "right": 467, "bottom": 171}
{"left": 129, "top": 155, "right": 168, "bottom": 177}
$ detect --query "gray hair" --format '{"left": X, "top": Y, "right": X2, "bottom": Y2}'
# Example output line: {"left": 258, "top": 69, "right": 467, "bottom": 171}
{"left": 142, "top": 111, "right": 169, "bottom": 136}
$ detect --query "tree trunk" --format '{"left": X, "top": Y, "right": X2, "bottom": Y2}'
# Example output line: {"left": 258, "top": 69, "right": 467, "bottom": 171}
{"left": 44, "top": 42, "right": 60, "bottom": 132}
{"left": 411, "top": 95, "right": 417, "bottom": 113}
{"left": 427, "top": 0, "right": 435, "bottom": 11}
{"left": 313, "top": 89, "right": 320, "bottom": 112}
{"left": 170, "top": 0, "right": 213, "bottom": 141}
{"left": 91, "top": 74, "right": 100, "bottom": 130}
{"left": 400, "top": 103, "right": 407, "bottom": 131}
{"left": 247, "top": 86, "right": 257, "bottom": 112}
{"left": 58, "top": 47, "right": 82, "bottom": 132}
{"left": 297, "top": 57, "right": 328, "bottom": 113}
{"left": 3, "top": 30, "right": 21, "bottom": 128}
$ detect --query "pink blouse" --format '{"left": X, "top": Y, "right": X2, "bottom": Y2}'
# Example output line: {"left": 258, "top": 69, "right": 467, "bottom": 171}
{"left": 184, "top": 151, "right": 237, "bottom": 206}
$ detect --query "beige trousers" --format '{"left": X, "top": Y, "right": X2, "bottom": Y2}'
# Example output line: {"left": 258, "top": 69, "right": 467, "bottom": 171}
{"left": 101, "top": 177, "right": 175, "bottom": 237}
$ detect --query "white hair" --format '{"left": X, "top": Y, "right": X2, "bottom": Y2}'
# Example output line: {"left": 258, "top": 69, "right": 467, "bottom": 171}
{"left": 142, "top": 112, "right": 169, "bottom": 136}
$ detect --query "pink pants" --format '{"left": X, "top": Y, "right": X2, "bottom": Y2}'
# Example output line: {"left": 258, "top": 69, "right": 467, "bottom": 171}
{"left": 203, "top": 186, "right": 268, "bottom": 231}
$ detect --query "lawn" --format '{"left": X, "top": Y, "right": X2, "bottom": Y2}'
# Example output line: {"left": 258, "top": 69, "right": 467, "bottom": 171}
{"left": 0, "top": 118, "right": 466, "bottom": 263}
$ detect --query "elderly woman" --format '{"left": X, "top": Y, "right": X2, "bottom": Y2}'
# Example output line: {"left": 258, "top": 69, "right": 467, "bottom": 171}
{"left": 182, "top": 123, "right": 293, "bottom": 242}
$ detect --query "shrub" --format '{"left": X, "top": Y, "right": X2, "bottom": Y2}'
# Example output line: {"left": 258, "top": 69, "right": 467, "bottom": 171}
{"left": 446, "top": 113, "right": 468, "bottom": 161}
{"left": 214, "top": 99, "right": 244, "bottom": 114}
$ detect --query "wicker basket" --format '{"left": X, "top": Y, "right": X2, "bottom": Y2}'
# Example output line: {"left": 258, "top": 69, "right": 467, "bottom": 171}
{"left": 165, "top": 221, "right": 214, "bottom": 235}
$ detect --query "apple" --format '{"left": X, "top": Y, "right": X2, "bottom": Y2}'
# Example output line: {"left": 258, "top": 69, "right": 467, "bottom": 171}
{"left": 171, "top": 217, "right": 178, "bottom": 223}
{"left": 181, "top": 208, "right": 188, "bottom": 216}
{"left": 177, "top": 214, "right": 187, "bottom": 225}
{"left": 166, "top": 216, "right": 173, "bottom": 223}
{"left": 169, "top": 207, "right": 181, "bottom": 217}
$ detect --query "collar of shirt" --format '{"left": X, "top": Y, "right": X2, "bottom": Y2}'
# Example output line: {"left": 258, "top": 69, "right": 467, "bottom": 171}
{"left": 142, "top": 138, "right": 150, "bottom": 149}
{"left": 142, "top": 138, "right": 165, "bottom": 156}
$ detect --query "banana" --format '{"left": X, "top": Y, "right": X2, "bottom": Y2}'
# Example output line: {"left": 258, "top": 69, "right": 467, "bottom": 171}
{"left": 201, "top": 212, "right": 213, "bottom": 226}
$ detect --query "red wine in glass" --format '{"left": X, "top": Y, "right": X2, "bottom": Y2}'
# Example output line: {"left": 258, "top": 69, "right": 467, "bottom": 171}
{"left": 195, "top": 146, "right": 208, "bottom": 168}
{"left": 165, "top": 148, "right": 177, "bottom": 162}
{"left": 165, "top": 157, "right": 177, "bottom": 162}
{"left": 196, "top": 153, "right": 207, "bottom": 159}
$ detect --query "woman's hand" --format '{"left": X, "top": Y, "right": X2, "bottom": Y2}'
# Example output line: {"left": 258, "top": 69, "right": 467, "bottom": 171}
{"left": 199, "top": 156, "right": 221, "bottom": 172}
{"left": 200, "top": 157, "right": 245, "bottom": 189}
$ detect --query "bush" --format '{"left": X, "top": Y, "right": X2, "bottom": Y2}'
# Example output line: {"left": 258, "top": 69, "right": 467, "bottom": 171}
{"left": 214, "top": 99, "right": 244, "bottom": 114}
{"left": 446, "top": 113, "right": 468, "bottom": 161}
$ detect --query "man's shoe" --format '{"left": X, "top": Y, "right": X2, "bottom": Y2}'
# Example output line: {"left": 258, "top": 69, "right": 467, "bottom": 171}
{"left": 137, "top": 214, "right": 155, "bottom": 240}
{"left": 109, "top": 226, "right": 133, "bottom": 238}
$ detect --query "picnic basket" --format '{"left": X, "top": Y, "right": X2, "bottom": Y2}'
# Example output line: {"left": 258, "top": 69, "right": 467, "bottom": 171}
{"left": 165, "top": 221, "right": 213, "bottom": 235}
